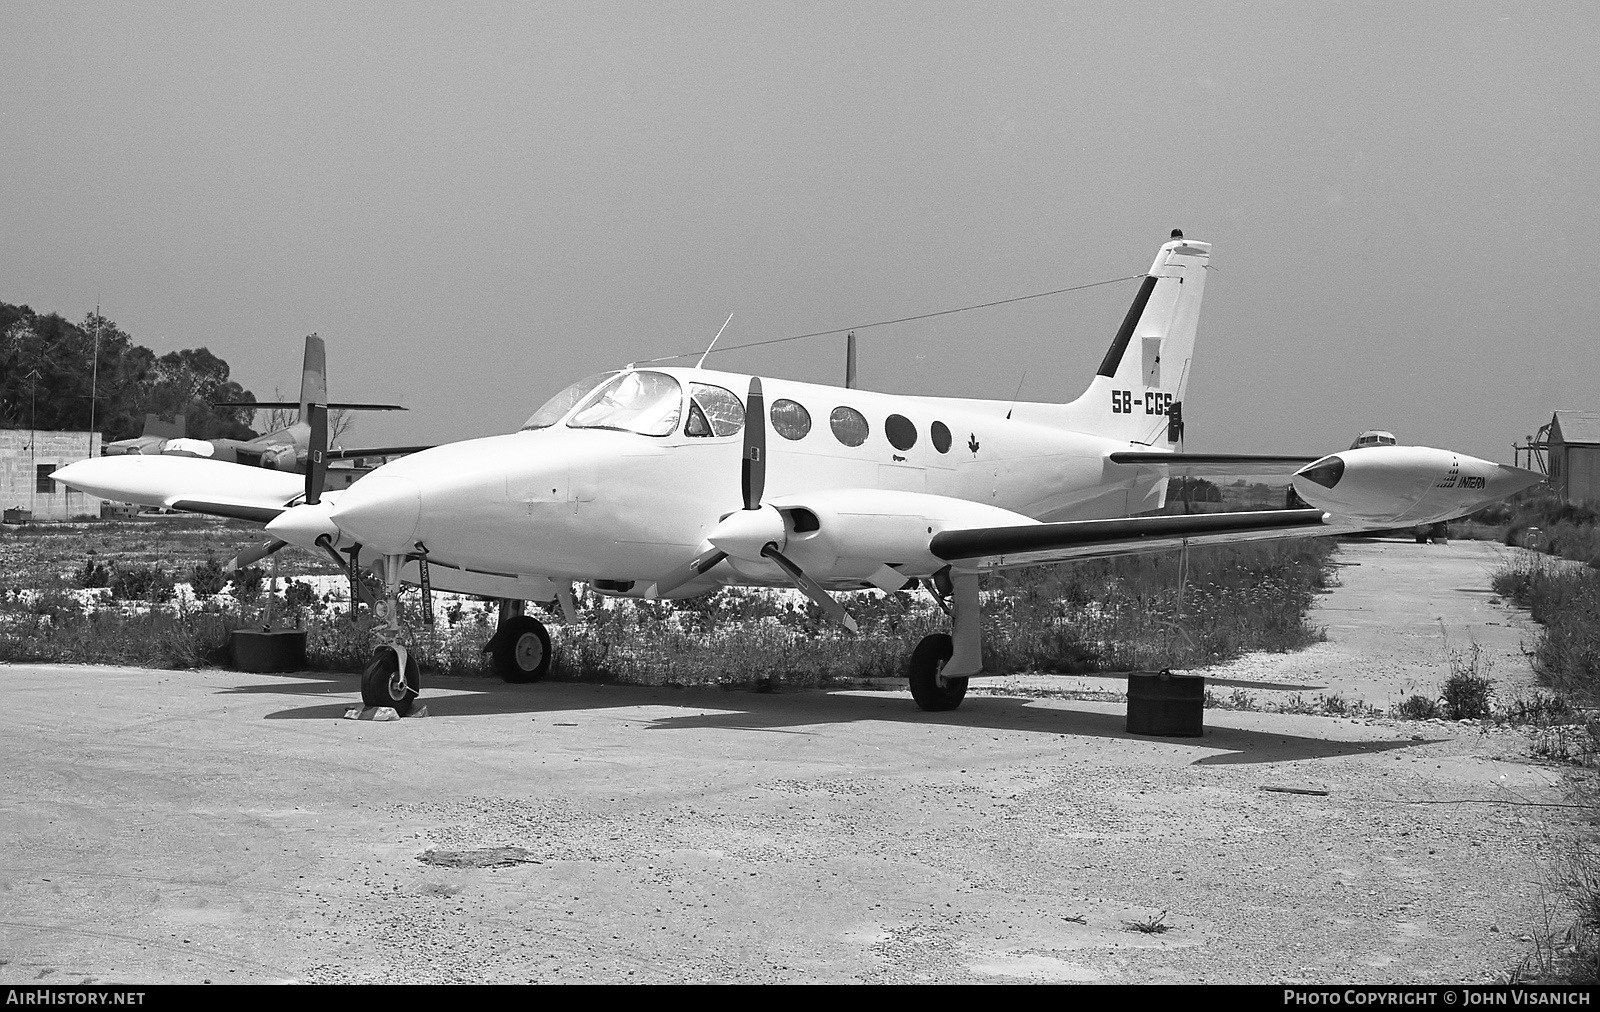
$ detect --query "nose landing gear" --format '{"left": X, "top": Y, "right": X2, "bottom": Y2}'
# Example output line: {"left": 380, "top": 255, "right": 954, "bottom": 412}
{"left": 361, "top": 553, "right": 421, "bottom": 716}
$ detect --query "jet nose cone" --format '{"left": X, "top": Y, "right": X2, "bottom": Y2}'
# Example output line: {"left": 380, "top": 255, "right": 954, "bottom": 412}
{"left": 329, "top": 475, "right": 422, "bottom": 554}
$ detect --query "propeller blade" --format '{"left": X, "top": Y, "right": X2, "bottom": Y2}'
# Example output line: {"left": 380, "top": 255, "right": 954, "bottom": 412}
{"left": 741, "top": 377, "right": 765, "bottom": 510}
{"left": 761, "top": 544, "right": 858, "bottom": 633}
{"left": 305, "top": 402, "right": 328, "bottom": 505}
{"left": 649, "top": 546, "right": 728, "bottom": 598}
{"left": 225, "top": 539, "right": 288, "bottom": 572}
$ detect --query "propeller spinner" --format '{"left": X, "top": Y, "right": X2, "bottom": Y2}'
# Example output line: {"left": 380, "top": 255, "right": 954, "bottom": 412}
{"left": 651, "top": 377, "right": 858, "bottom": 632}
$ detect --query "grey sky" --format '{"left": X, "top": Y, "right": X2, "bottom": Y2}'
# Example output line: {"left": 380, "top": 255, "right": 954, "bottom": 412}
{"left": 3, "top": 2, "right": 1595, "bottom": 461}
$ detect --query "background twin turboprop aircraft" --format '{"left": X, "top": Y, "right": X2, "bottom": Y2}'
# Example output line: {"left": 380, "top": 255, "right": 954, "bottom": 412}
{"left": 53, "top": 232, "right": 1543, "bottom": 714}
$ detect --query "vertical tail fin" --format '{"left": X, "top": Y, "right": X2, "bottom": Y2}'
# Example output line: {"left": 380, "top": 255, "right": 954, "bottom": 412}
{"left": 298, "top": 333, "right": 328, "bottom": 421}
{"left": 1064, "top": 232, "right": 1210, "bottom": 445}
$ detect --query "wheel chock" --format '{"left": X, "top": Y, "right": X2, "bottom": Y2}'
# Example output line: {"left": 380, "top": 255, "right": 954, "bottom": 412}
{"left": 343, "top": 704, "right": 429, "bottom": 721}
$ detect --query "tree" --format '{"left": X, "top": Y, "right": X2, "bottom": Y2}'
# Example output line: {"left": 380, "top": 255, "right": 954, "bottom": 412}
{"left": 0, "top": 300, "right": 258, "bottom": 441}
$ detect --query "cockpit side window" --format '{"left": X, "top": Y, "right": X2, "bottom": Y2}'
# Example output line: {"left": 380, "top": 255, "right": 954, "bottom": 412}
{"left": 521, "top": 372, "right": 619, "bottom": 431}
{"left": 567, "top": 371, "right": 683, "bottom": 437}
{"left": 687, "top": 383, "right": 745, "bottom": 437}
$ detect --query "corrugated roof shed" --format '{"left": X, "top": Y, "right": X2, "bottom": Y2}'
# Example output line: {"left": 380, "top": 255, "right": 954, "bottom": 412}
{"left": 1551, "top": 411, "right": 1600, "bottom": 445}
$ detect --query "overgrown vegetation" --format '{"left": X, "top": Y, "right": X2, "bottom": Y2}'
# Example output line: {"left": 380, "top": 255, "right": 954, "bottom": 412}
{"left": 1461, "top": 495, "right": 1600, "bottom": 570}
{"left": 1490, "top": 538, "right": 1600, "bottom": 984}
{"left": 1, "top": 519, "right": 1339, "bottom": 687}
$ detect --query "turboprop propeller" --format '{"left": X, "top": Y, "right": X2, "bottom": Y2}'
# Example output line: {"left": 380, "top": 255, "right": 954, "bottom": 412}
{"left": 650, "top": 377, "right": 859, "bottom": 632}
{"left": 223, "top": 403, "right": 375, "bottom": 611}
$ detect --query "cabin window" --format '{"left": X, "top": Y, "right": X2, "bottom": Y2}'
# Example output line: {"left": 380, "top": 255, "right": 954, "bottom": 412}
{"left": 567, "top": 371, "right": 683, "bottom": 437}
{"left": 521, "top": 371, "right": 619, "bottom": 430}
{"left": 931, "top": 421, "right": 952, "bottom": 453}
{"left": 770, "top": 399, "right": 811, "bottom": 440}
{"left": 830, "top": 406, "right": 869, "bottom": 447}
{"left": 885, "top": 414, "right": 917, "bottom": 451}
{"left": 687, "top": 383, "right": 744, "bottom": 437}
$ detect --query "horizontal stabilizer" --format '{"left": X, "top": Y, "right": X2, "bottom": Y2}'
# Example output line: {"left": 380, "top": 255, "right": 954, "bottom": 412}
{"left": 214, "top": 401, "right": 407, "bottom": 411}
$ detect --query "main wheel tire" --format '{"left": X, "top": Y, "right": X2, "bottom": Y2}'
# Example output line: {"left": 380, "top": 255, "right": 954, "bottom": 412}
{"left": 908, "top": 633, "right": 967, "bottom": 712}
{"left": 361, "top": 645, "right": 419, "bottom": 716}
{"left": 491, "top": 615, "right": 552, "bottom": 683}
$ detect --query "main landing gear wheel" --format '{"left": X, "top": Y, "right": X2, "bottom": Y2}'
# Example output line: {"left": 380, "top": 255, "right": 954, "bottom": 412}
{"left": 490, "top": 615, "right": 552, "bottom": 683}
{"left": 362, "top": 645, "right": 419, "bottom": 716}
{"left": 908, "top": 633, "right": 967, "bottom": 712}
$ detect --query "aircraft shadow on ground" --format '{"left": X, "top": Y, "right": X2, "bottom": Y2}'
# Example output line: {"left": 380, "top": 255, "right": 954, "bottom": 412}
{"left": 254, "top": 674, "right": 1432, "bottom": 766}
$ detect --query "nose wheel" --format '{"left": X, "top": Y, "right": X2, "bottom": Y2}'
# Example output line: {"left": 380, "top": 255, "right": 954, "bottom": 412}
{"left": 360, "top": 553, "right": 421, "bottom": 715}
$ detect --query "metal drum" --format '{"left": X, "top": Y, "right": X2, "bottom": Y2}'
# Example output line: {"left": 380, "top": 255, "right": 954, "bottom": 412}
{"left": 230, "top": 629, "right": 308, "bottom": 673}
{"left": 1126, "top": 670, "right": 1205, "bottom": 737}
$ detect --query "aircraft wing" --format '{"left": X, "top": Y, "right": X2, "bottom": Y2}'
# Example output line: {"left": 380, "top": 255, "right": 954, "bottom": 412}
{"left": 929, "top": 508, "right": 1363, "bottom": 571}
{"left": 325, "top": 445, "right": 434, "bottom": 460}
{"left": 1108, "top": 451, "right": 1320, "bottom": 476}
{"left": 51, "top": 456, "right": 305, "bottom": 522}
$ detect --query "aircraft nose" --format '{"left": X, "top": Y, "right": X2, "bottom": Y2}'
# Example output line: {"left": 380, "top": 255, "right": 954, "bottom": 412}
{"left": 1293, "top": 455, "right": 1346, "bottom": 491}
{"left": 329, "top": 475, "right": 422, "bottom": 554}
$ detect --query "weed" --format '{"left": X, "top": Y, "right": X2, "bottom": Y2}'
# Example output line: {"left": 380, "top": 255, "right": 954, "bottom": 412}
{"left": 1122, "top": 911, "right": 1171, "bottom": 934}
{"left": 1513, "top": 839, "right": 1600, "bottom": 983}
{"left": 1441, "top": 645, "right": 1495, "bottom": 720}
{"left": 1392, "top": 695, "right": 1442, "bottom": 720}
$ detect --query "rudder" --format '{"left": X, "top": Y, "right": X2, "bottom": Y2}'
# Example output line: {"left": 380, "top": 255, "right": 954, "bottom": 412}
{"left": 1065, "top": 231, "right": 1210, "bottom": 446}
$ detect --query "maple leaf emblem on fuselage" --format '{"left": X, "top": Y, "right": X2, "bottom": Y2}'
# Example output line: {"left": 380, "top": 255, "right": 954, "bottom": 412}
{"left": 967, "top": 433, "right": 980, "bottom": 455}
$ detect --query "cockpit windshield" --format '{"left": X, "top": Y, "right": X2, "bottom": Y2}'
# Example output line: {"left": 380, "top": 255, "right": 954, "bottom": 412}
{"left": 521, "top": 372, "right": 618, "bottom": 431}
{"left": 566, "top": 371, "right": 683, "bottom": 437}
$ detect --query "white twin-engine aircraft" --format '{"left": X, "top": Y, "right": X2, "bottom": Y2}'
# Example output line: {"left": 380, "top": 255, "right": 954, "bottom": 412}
{"left": 53, "top": 232, "right": 1543, "bottom": 716}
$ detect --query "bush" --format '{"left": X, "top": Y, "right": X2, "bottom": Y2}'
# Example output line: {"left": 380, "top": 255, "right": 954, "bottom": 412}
{"left": 284, "top": 579, "right": 318, "bottom": 614}
{"left": 108, "top": 564, "right": 174, "bottom": 603}
{"left": 228, "top": 566, "right": 264, "bottom": 603}
{"left": 189, "top": 555, "right": 226, "bottom": 597}
{"left": 1440, "top": 646, "right": 1494, "bottom": 720}
{"left": 1392, "top": 694, "right": 1441, "bottom": 720}
{"left": 76, "top": 555, "right": 109, "bottom": 589}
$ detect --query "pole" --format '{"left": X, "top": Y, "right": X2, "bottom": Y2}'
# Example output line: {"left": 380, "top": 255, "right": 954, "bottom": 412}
{"left": 845, "top": 331, "right": 857, "bottom": 389}
{"left": 89, "top": 306, "right": 101, "bottom": 458}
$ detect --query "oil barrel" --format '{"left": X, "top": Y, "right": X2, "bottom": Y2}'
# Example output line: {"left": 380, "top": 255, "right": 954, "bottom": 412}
{"left": 1126, "top": 670, "right": 1205, "bottom": 737}
{"left": 230, "top": 629, "right": 308, "bottom": 673}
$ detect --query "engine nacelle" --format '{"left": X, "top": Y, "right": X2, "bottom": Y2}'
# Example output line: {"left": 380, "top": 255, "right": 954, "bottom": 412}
{"left": 762, "top": 488, "right": 1037, "bottom": 582}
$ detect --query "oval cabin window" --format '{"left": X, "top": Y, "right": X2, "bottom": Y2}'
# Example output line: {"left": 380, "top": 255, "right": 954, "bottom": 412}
{"left": 931, "top": 421, "right": 952, "bottom": 453}
{"left": 829, "top": 406, "right": 869, "bottom": 447}
{"left": 885, "top": 414, "right": 917, "bottom": 451}
{"left": 770, "top": 399, "right": 811, "bottom": 441}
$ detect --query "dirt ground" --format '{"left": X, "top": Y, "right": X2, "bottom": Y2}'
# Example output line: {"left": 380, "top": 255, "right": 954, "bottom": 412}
{"left": 0, "top": 538, "right": 1585, "bottom": 984}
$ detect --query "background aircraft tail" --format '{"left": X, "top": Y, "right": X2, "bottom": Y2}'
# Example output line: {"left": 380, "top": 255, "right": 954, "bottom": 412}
{"left": 140, "top": 413, "right": 186, "bottom": 439}
{"left": 298, "top": 334, "right": 328, "bottom": 423}
{"left": 1061, "top": 232, "right": 1210, "bottom": 446}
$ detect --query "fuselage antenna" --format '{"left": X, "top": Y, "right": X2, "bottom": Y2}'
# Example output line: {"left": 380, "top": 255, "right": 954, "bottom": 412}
{"left": 695, "top": 313, "right": 736, "bottom": 370}
{"left": 1005, "top": 370, "right": 1028, "bottom": 419}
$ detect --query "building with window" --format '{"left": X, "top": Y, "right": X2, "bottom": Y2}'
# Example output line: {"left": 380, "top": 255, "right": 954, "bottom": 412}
{"left": 1546, "top": 411, "right": 1600, "bottom": 507}
{"left": 1, "top": 428, "right": 103, "bottom": 521}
